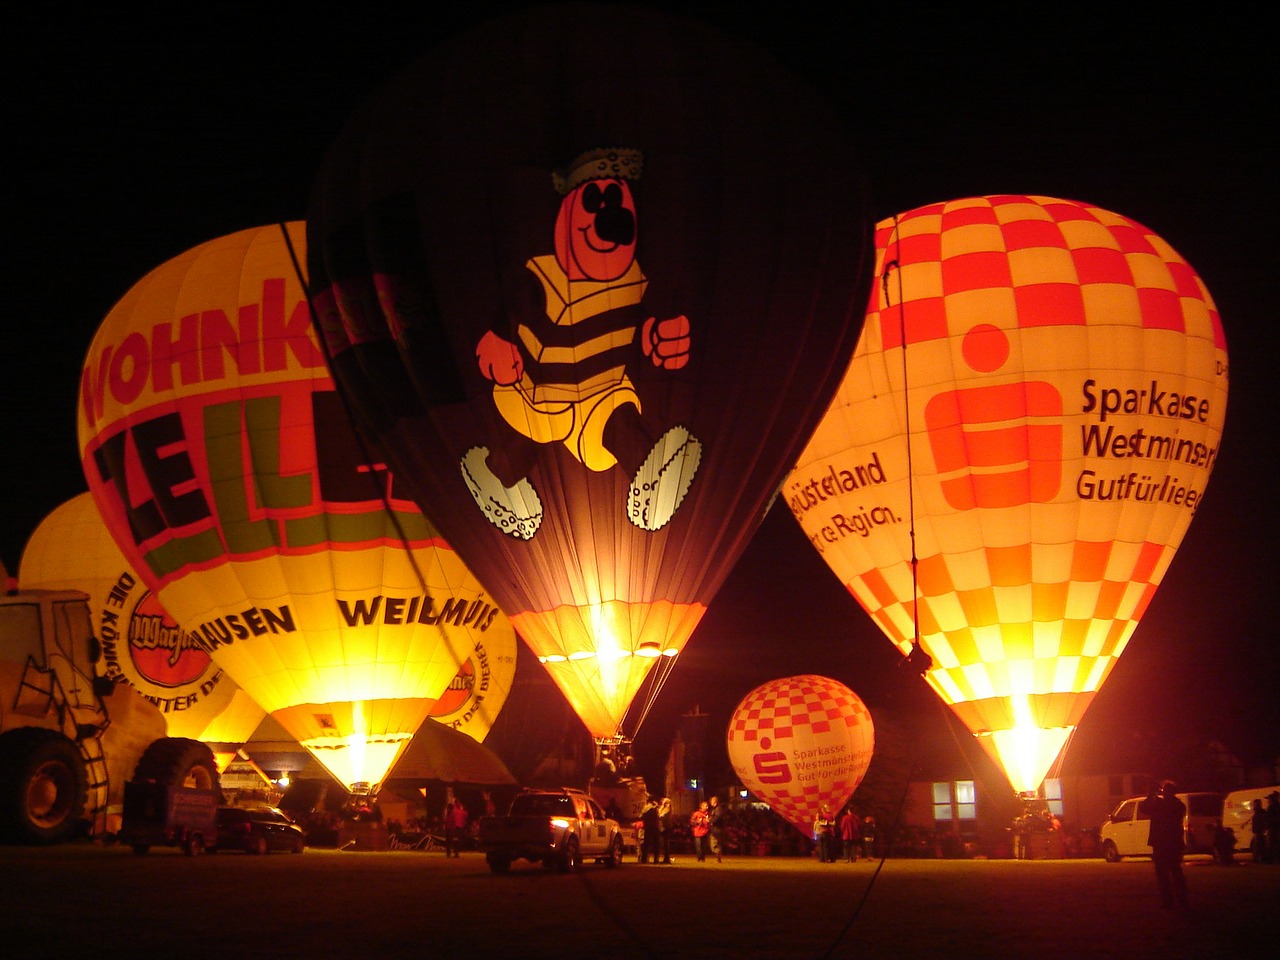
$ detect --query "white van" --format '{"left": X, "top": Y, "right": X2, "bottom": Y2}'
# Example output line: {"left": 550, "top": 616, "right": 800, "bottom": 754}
{"left": 1221, "top": 785, "right": 1280, "bottom": 856}
{"left": 1098, "top": 791, "right": 1223, "bottom": 861}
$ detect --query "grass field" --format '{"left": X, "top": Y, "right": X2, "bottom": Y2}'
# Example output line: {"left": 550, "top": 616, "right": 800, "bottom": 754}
{"left": 2, "top": 844, "right": 1274, "bottom": 959}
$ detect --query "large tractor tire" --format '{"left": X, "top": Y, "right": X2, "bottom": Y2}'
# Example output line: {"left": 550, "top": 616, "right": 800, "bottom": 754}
{"left": 132, "top": 738, "right": 221, "bottom": 795}
{"left": 0, "top": 728, "right": 89, "bottom": 844}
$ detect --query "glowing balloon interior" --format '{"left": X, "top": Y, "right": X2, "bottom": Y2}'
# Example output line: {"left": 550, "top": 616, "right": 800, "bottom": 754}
{"left": 306, "top": 5, "right": 872, "bottom": 743}
{"left": 726, "top": 675, "right": 874, "bottom": 836}
{"left": 19, "top": 492, "right": 266, "bottom": 757}
{"left": 786, "top": 196, "right": 1228, "bottom": 793}
{"left": 77, "top": 223, "right": 517, "bottom": 791}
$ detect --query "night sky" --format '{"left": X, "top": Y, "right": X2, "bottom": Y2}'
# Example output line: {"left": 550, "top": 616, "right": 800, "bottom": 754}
{"left": 6, "top": 5, "right": 1276, "bottom": 779}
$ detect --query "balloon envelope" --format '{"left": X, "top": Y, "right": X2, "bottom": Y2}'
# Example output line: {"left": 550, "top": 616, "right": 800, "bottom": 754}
{"left": 19, "top": 493, "right": 266, "bottom": 757}
{"left": 786, "top": 196, "right": 1228, "bottom": 793}
{"left": 307, "top": 6, "right": 871, "bottom": 740}
{"left": 77, "top": 223, "right": 518, "bottom": 790}
{"left": 727, "top": 675, "right": 874, "bottom": 836}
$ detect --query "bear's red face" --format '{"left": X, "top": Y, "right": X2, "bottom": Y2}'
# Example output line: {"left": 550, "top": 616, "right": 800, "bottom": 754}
{"left": 554, "top": 178, "right": 637, "bottom": 282}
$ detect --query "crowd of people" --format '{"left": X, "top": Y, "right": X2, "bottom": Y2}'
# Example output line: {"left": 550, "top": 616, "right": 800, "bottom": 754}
{"left": 338, "top": 785, "right": 1280, "bottom": 869}
{"left": 1010, "top": 806, "right": 1062, "bottom": 859}
{"left": 628, "top": 797, "right": 1114, "bottom": 861}
{"left": 811, "top": 805, "right": 878, "bottom": 862}
{"left": 624, "top": 796, "right": 884, "bottom": 862}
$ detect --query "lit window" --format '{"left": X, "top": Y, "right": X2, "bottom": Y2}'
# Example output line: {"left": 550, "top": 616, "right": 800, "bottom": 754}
{"left": 931, "top": 782, "right": 977, "bottom": 822}
{"left": 932, "top": 782, "right": 952, "bottom": 822}
{"left": 1042, "top": 778, "right": 1063, "bottom": 817}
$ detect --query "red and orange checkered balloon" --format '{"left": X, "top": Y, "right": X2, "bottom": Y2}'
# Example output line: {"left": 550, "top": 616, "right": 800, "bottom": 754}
{"left": 726, "top": 675, "right": 874, "bottom": 836}
{"left": 786, "top": 196, "right": 1228, "bottom": 795}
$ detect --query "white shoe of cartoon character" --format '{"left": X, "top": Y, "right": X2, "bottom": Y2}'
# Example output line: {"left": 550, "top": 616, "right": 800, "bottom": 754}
{"left": 627, "top": 425, "right": 702, "bottom": 531}
{"left": 461, "top": 446, "right": 543, "bottom": 540}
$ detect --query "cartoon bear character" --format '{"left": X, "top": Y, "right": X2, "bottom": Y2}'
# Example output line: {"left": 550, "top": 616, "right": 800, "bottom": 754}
{"left": 463, "top": 148, "right": 701, "bottom": 539}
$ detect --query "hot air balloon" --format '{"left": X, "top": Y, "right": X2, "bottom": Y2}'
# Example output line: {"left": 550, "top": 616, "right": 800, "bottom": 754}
{"left": 19, "top": 493, "right": 266, "bottom": 769}
{"left": 786, "top": 195, "right": 1228, "bottom": 794}
{"left": 77, "top": 222, "right": 519, "bottom": 793}
{"left": 726, "top": 675, "right": 874, "bottom": 838}
{"left": 306, "top": 5, "right": 871, "bottom": 751}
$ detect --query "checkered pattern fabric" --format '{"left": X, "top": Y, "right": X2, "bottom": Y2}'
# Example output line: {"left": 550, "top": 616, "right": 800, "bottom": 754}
{"left": 727, "top": 676, "right": 873, "bottom": 836}
{"left": 850, "top": 536, "right": 1172, "bottom": 730}
{"left": 786, "top": 195, "right": 1228, "bottom": 791}
{"left": 873, "top": 195, "right": 1225, "bottom": 350}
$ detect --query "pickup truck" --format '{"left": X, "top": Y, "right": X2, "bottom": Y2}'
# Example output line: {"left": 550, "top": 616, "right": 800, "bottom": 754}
{"left": 477, "top": 787, "right": 625, "bottom": 873}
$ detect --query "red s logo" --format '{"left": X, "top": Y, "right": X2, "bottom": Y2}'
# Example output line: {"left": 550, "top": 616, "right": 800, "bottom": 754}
{"left": 753, "top": 751, "right": 792, "bottom": 784}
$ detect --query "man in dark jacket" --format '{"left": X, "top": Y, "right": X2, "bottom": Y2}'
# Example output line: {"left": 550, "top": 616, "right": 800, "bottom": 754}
{"left": 657, "top": 797, "right": 673, "bottom": 863}
{"left": 707, "top": 795, "right": 725, "bottom": 862}
{"left": 640, "top": 797, "right": 661, "bottom": 863}
{"left": 1144, "top": 781, "right": 1189, "bottom": 911}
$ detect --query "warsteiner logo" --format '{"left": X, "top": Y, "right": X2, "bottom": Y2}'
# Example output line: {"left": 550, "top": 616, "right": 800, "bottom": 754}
{"left": 431, "top": 640, "right": 495, "bottom": 730}
{"left": 432, "top": 660, "right": 476, "bottom": 717}
{"left": 128, "top": 590, "right": 211, "bottom": 688}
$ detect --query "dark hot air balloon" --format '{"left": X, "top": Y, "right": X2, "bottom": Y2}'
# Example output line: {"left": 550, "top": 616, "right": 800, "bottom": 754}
{"left": 307, "top": 5, "right": 873, "bottom": 746}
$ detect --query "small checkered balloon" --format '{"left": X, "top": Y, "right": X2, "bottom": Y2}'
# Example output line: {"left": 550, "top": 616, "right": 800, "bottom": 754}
{"left": 726, "top": 675, "right": 874, "bottom": 837}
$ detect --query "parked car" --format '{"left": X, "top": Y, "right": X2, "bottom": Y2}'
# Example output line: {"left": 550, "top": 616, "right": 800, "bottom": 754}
{"left": 1098, "top": 791, "right": 1222, "bottom": 861}
{"left": 213, "top": 805, "right": 306, "bottom": 854}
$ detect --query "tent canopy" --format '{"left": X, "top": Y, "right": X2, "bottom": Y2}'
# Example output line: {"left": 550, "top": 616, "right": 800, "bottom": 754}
{"left": 246, "top": 716, "right": 517, "bottom": 788}
{"left": 387, "top": 719, "right": 517, "bottom": 786}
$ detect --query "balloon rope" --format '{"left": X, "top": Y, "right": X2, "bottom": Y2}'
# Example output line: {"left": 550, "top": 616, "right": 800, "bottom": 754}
{"left": 882, "top": 217, "right": 922, "bottom": 655}
{"left": 277, "top": 222, "right": 429, "bottom": 596}
{"left": 818, "top": 708, "right": 922, "bottom": 960}
{"left": 1049, "top": 724, "right": 1078, "bottom": 784}
{"left": 620, "top": 649, "right": 680, "bottom": 741}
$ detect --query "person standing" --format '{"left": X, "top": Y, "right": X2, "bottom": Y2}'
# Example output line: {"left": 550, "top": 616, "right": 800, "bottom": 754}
{"left": 443, "top": 796, "right": 468, "bottom": 858}
{"left": 1145, "top": 780, "right": 1190, "bottom": 911}
{"left": 594, "top": 748, "right": 618, "bottom": 785}
{"left": 657, "top": 796, "right": 673, "bottom": 863}
{"left": 1011, "top": 810, "right": 1029, "bottom": 860}
{"left": 813, "top": 805, "right": 837, "bottom": 862}
{"left": 1249, "top": 798, "right": 1267, "bottom": 863}
{"left": 839, "top": 807, "right": 861, "bottom": 862}
{"left": 1266, "top": 791, "right": 1280, "bottom": 864}
{"left": 639, "top": 796, "right": 661, "bottom": 863}
{"left": 859, "top": 814, "right": 878, "bottom": 860}
{"left": 707, "top": 795, "right": 725, "bottom": 863}
{"left": 690, "top": 800, "right": 711, "bottom": 861}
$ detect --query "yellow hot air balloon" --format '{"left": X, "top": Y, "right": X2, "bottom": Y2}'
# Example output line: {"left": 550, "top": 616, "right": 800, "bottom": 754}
{"left": 786, "top": 195, "right": 1228, "bottom": 795}
{"left": 77, "top": 223, "right": 517, "bottom": 792}
{"left": 18, "top": 493, "right": 266, "bottom": 768}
